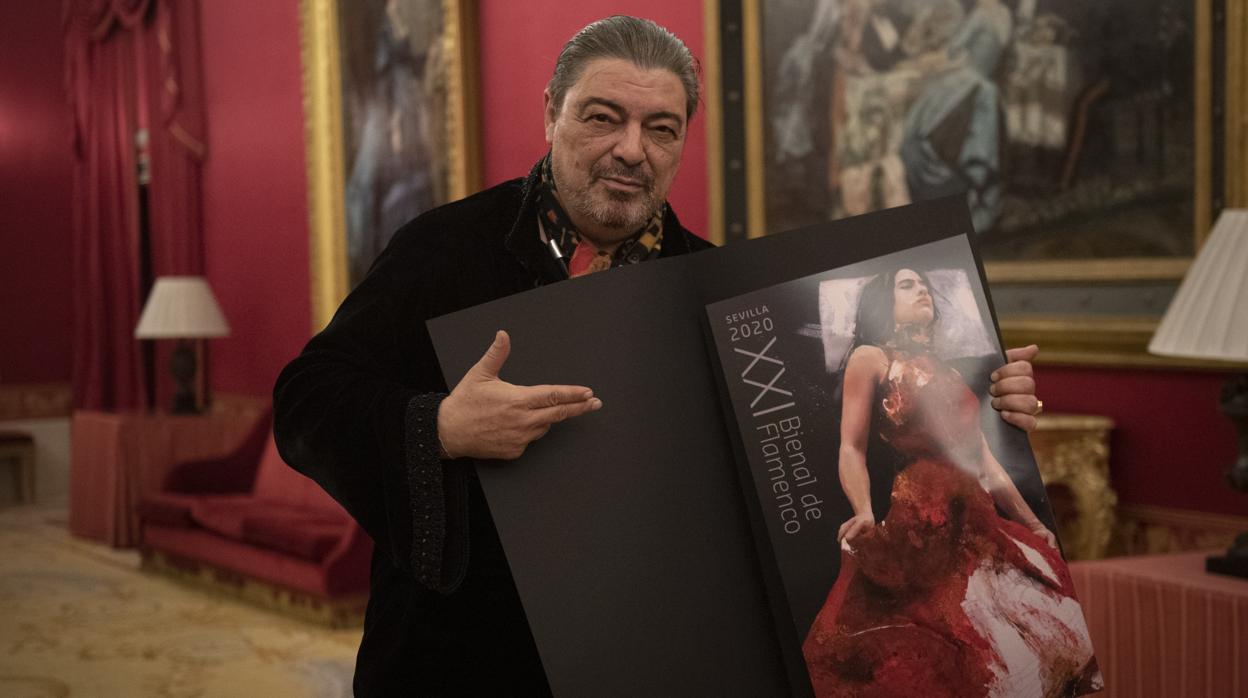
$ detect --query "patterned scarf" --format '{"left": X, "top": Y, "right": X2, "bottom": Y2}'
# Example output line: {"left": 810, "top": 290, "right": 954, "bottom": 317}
{"left": 536, "top": 154, "right": 664, "bottom": 277}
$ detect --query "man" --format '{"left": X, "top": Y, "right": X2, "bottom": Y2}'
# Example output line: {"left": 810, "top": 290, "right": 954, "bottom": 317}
{"left": 274, "top": 15, "right": 1042, "bottom": 695}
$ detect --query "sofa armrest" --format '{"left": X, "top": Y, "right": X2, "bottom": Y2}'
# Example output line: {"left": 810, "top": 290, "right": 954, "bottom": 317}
{"left": 161, "top": 407, "right": 273, "bottom": 495}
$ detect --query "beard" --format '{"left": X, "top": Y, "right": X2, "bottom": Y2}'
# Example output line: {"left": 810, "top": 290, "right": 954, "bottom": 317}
{"left": 555, "top": 158, "right": 662, "bottom": 235}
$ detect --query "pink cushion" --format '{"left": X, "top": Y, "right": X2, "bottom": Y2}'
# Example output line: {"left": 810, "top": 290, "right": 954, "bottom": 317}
{"left": 243, "top": 516, "right": 343, "bottom": 562}
{"left": 189, "top": 496, "right": 255, "bottom": 540}
{"left": 251, "top": 435, "right": 342, "bottom": 511}
{"left": 137, "top": 493, "right": 198, "bottom": 528}
{"left": 188, "top": 496, "right": 346, "bottom": 546}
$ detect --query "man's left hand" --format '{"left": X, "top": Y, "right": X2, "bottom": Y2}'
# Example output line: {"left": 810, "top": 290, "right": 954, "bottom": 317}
{"left": 989, "top": 344, "right": 1042, "bottom": 432}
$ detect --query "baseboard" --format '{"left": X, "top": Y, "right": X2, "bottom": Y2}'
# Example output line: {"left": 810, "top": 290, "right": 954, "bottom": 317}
{"left": 0, "top": 387, "right": 265, "bottom": 422}
{"left": 1111, "top": 503, "right": 1248, "bottom": 557}
{"left": 206, "top": 392, "right": 270, "bottom": 417}
{"left": 0, "top": 383, "right": 72, "bottom": 420}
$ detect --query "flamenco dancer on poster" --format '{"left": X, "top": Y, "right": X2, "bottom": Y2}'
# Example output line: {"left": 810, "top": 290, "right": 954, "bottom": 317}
{"left": 803, "top": 268, "right": 1100, "bottom": 697}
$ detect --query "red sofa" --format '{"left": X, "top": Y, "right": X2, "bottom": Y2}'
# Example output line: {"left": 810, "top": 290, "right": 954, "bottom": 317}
{"left": 138, "top": 413, "right": 371, "bottom": 621}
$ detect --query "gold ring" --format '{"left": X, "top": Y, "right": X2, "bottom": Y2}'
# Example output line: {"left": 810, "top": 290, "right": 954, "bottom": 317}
{"left": 1034, "top": 399, "right": 1044, "bottom": 416}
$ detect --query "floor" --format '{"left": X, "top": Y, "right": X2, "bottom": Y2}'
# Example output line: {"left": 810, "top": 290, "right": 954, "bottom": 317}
{"left": 0, "top": 503, "right": 361, "bottom": 697}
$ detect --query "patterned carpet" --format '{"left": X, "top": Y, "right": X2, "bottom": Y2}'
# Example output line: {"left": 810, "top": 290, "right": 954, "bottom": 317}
{"left": 0, "top": 504, "right": 361, "bottom": 697}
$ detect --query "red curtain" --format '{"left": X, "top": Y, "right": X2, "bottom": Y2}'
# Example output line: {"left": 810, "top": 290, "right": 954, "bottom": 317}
{"left": 67, "top": 9, "right": 145, "bottom": 411}
{"left": 65, "top": 0, "right": 207, "bottom": 411}
{"left": 145, "top": 0, "right": 206, "bottom": 276}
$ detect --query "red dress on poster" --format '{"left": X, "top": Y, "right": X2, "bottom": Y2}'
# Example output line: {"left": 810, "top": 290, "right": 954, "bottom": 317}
{"left": 802, "top": 346, "right": 1101, "bottom": 698}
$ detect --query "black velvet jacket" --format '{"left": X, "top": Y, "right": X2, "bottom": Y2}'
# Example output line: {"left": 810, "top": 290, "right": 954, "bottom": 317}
{"left": 273, "top": 169, "right": 712, "bottom": 695}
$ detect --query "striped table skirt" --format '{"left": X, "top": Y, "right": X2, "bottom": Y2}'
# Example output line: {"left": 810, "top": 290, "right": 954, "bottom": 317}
{"left": 1070, "top": 551, "right": 1248, "bottom": 698}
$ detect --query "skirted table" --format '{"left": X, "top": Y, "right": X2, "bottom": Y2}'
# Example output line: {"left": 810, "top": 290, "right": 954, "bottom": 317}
{"left": 1070, "top": 551, "right": 1248, "bottom": 697}
{"left": 69, "top": 405, "right": 264, "bottom": 547}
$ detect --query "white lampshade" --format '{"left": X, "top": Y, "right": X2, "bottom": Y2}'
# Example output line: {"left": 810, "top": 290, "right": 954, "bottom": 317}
{"left": 1149, "top": 210, "right": 1248, "bottom": 362}
{"left": 134, "top": 276, "right": 231, "bottom": 339}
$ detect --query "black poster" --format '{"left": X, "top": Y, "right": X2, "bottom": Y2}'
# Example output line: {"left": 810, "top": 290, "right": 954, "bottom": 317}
{"left": 428, "top": 198, "right": 1101, "bottom": 697}
{"left": 428, "top": 259, "right": 792, "bottom": 697}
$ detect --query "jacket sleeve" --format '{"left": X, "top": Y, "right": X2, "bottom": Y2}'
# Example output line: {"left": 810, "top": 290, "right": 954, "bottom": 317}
{"left": 272, "top": 223, "right": 471, "bottom": 593}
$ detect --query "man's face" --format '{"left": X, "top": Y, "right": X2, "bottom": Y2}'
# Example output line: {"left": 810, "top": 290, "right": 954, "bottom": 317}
{"left": 544, "top": 58, "right": 687, "bottom": 247}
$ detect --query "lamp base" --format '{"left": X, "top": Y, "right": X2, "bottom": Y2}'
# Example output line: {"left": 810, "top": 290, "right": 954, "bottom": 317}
{"left": 1207, "top": 531, "right": 1248, "bottom": 580}
{"left": 170, "top": 339, "right": 200, "bottom": 415}
{"left": 1222, "top": 373, "right": 1248, "bottom": 490}
{"left": 1206, "top": 556, "right": 1248, "bottom": 579}
{"left": 1207, "top": 376, "right": 1248, "bottom": 579}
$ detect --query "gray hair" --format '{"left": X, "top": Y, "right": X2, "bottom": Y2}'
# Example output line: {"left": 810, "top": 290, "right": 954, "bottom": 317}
{"left": 547, "top": 16, "right": 700, "bottom": 119}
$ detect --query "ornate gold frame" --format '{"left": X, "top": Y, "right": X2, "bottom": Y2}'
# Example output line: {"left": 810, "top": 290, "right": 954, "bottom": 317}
{"left": 703, "top": 0, "right": 764, "bottom": 245}
{"left": 704, "top": 0, "right": 724, "bottom": 245}
{"left": 1002, "top": 0, "right": 1247, "bottom": 366}
{"left": 1229, "top": 0, "right": 1248, "bottom": 208}
{"left": 299, "top": 0, "right": 480, "bottom": 331}
{"left": 729, "top": 0, "right": 1245, "bottom": 365}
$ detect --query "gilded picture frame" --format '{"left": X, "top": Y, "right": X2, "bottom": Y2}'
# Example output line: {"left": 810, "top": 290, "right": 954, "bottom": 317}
{"left": 300, "top": 0, "right": 480, "bottom": 331}
{"left": 710, "top": 0, "right": 1246, "bottom": 366}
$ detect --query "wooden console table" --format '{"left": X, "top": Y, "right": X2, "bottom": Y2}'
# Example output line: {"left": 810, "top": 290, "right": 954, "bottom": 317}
{"left": 1030, "top": 414, "right": 1118, "bottom": 560}
{"left": 69, "top": 405, "right": 263, "bottom": 547}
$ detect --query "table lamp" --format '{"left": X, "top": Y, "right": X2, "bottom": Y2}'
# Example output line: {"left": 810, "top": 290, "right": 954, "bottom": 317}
{"left": 134, "top": 276, "right": 231, "bottom": 414}
{"left": 1149, "top": 209, "right": 1248, "bottom": 577}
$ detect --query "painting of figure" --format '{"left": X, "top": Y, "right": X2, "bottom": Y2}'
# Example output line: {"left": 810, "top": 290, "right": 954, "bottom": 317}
{"left": 338, "top": 0, "right": 448, "bottom": 288}
{"left": 763, "top": 0, "right": 1195, "bottom": 265}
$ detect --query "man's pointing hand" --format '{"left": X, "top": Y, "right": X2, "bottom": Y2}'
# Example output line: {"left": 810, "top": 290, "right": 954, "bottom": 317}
{"left": 436, "top": 330, "right": 602, "bottom": 460}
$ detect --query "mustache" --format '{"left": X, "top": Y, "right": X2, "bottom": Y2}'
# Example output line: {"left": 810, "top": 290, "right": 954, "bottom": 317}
{"left": 591, "top": 162, "right": 654, "bottom": 189}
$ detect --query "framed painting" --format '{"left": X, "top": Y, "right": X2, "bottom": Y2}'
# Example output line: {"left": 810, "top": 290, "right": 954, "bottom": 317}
{"left": 710, "top": 0, "right": 1246, "bottom": 365}
{"left": 300, "top": 0, "right": 480, "bottom": 330}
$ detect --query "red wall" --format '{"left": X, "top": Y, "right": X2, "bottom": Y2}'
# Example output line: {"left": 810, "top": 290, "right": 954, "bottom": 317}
{"left": 195, "top": 0, "right": 708, "bottom": 402}
{"left": 478, "top": 1, "right": 708, "bottom": 237}
{"left": 186, "top": 2, "right": 1238, "bottom": 521}
{"left": 0, "top": 1, "right": 1233, "bottom": 519}
{"left": 200, "top": 0, "right": 312, "bottom": 399}
{"left": 1037, "top": 365, "right": 1241, "bottom": 515}
{"left": 0, "top": 2, "right": 1235, "bottom": 520}
{"left": 0, "top": 2, "right": 74, "bottom": 385}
